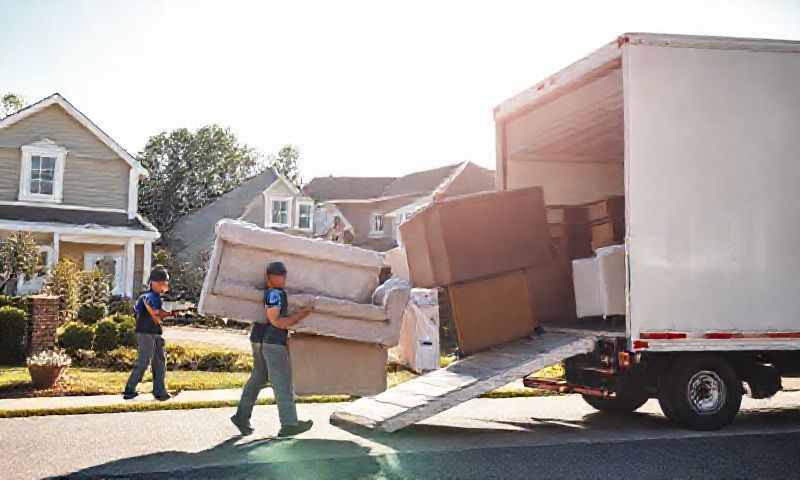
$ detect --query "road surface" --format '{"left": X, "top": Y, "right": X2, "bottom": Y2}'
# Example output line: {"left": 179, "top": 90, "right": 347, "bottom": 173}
{"left": 2, "top": 392, "right": 799, "bottom": 479}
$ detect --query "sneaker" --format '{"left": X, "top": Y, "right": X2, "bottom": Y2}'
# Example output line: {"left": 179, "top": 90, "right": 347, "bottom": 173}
{"left": 154, "top": 393, "right": 172, "bottom": 402}
{"left": 277, "top": 420, "right": 313, "bottom": 438}
{"left": 230, "top": 415, "right": 255, "bottom": 436}
{"left": 122, "top": 391, "right": 138, "bottom": 400}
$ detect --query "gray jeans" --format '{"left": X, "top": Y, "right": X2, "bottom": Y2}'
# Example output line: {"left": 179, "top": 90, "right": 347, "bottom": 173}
{"left": 235, "top": 342, "right": 298, "bottom": 427}
{"left": 124, "top": 333, "right": 167, "bottom": 397}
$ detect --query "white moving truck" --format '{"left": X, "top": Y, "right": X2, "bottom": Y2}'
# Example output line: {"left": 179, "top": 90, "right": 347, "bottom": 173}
{"left": 496, "top": 33, "right": 800, "bottom": 430}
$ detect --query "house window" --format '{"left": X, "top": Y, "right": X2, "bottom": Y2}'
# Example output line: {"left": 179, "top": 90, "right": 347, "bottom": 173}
{"left": 370, "top": 213, "right": 385, "bottom": 236}
{"left": 297, "top": 203, "right": 313, "bottom": 230}
{"left": 271, "top": 199, "right": 289, "bottom": 226}
{"left": 19, "top": 140, "right": 67, "bottom": 203}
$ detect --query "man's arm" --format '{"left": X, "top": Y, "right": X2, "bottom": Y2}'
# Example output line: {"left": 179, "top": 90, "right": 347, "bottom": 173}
{"left": 143, "top": 303, "right": 183, "bottom": 324}
{"left": 266, "top": 306, "right": 312, "bottom": 330}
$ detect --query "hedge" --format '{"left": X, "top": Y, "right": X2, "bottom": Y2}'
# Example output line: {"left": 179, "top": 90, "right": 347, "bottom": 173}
{"left": 77, "top": 303, "right": 108, "bottom": 324}
{"left": 93, "top": 319, "right": 120, "bottom": 352}
{"left": 59, "top": 321, "right": 95, "bottom": 352}
{"left": 0, "top": 306, "right": 27, "bottom": 363}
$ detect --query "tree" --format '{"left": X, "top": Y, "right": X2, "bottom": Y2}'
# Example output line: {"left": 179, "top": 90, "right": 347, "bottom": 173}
{"left": 138, "top": 125, "right": 264, "bottom": 232}
{"left": 0, "top": 232, "right": 40, "bottom": 295}
{"left": 0, "top": 93, "right": 25, "bottom": 118}
{"left": 268, "top": 145, "right": 302, "bottom": 186}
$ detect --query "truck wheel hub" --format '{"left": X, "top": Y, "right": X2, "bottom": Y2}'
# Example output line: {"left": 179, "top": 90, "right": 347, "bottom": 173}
{"left": 687, "top": 370, "right": 725, "bottom": 415}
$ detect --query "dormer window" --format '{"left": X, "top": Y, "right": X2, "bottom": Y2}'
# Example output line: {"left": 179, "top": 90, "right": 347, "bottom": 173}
{"left": 19, "top": 139, "right": 66, "bottom": 203}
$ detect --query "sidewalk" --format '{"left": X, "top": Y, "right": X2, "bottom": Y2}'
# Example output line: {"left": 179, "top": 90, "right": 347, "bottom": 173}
{"left": 0, "top": 387, "right": 275, "bottom": 414}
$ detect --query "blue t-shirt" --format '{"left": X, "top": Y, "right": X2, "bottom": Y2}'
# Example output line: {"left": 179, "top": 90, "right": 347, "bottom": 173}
{"left": 250, "top": 288, "right": 289, "bottom": 345}
{"left": 134, "top": 290, "right": 163, "bottom": 335}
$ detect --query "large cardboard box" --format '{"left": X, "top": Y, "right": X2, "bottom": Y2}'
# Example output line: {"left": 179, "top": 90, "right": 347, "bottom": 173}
{"left": 447, "top": 269, "right": 537, "bottom": 355}
{"left": 590, "top": 217, "right": 625, "bottom": 245}
{"left": 289, "top": 334, "right": 388, "bottom": 396}
{"left": 546, "top": 204, "right": 590, "bottom": 225}
{"left": 526, "top": 261, "right": 576, "bottom": 325}
{"left": 587, "top": 196, "right": 625, "bottom": 222}
{"left": 400, "top": 187, "right": 550, "bottom": 288}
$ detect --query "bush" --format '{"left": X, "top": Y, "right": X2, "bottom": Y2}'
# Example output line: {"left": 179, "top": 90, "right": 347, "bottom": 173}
{"left": 77, "top": 303, "right": 108, "bottom": 324}
{"left": 0, "top": 295, "right": 13, "bottom": 307}
{"left": 44, "top": 258, "right": 81, "bottom": 321}
{"left": 93, "top": 318, "right": 120, "bottom": 352}
{"left": 58, "top": 321, "right": 95, "bottom": 353}
{"left": 117, "top": 318, "right": 137, "bottom": 347}
{"left": 108, "top": 297, "right": 135, "bottom": 316}
{"left": 0, "top": 306, "right": 27, "bottom": 363}
{"left": 110, "top": 313, "right": 135, "bottom": 324}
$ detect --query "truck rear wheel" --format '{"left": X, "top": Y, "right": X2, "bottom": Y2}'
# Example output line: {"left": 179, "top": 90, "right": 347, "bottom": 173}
{"left": 582, "top": 388, "right": 648, "bottom": 413}
{"left": 658, "top": 355, "right": 742, "bottom": 431}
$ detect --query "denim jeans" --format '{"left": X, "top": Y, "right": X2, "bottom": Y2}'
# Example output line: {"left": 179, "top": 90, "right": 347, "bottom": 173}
{"left": 124, "top": 333, "right": 168, "bottom": 397}
{"left": 234, "top": 342, "right": 298, "bottom": 427}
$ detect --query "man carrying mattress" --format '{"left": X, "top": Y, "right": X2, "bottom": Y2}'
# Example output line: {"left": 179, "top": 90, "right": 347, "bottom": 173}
{"left": 230, "top": 261, "right": 314, "bottom": 437}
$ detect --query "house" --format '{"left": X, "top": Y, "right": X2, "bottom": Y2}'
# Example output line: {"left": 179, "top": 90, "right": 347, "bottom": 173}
{"left": 166, "top": 168, "right": 313, "bottom": 262}
{"left": 0, "top": 93, "right": 159, "bottom": 296}
{"left": 304, "top": 161, "right": 495, "bottom": 251}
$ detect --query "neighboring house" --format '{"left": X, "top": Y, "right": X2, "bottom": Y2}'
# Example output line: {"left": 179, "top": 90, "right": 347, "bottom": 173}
{"left": 304, "top": 161, "right": 495, "bottom": 251}
{"left": 167, "top": 168, "right": 313, "bottom": 262}
{"left": 0, "top": 93, "right": 159, "bottom": 297}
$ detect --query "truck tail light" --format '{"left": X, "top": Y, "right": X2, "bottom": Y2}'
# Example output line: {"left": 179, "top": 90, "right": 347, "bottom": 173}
{"left": 618, "top": 351, "right": 632, "bottom": 370}
{"left": 633, "top": 340, "right": 649, "bottom": 350}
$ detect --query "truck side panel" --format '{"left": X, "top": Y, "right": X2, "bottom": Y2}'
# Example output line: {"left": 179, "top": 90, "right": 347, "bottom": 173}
{"left": 625, "top": 44, "right": 800, "bottom": 345}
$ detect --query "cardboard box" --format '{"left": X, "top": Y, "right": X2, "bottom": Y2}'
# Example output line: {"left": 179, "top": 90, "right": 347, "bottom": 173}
{"left": 526, "top": 261, "right": 576, "bottom": 325}
{"left": 289, "top": 334, "right": 388, "bottom": 396}
{"left": 546, "top": 205, "right": 590, "bottom": 225}
{"left": 400, "top": 187, "right": 550, "bottom": 288}
{"left": 590, "top": 217, "right": 625, "bottom": 244}
{"left": 447, "top": 269, "right": 537, "bottom": 355}
{"left": 587, "top": 196, "right": 625, "bottom": 222}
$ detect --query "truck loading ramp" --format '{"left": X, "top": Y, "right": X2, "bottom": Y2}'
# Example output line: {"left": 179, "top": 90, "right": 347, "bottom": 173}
{"left": 330, "top": 331, "right": 599, "bottom": 432}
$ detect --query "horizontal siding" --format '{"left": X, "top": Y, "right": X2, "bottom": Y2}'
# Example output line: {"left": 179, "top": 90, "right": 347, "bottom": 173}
{"left": 63, "top": 154, "right": 129, "bottom": 210}
{"left": 60, "top": 242, "right": 124, "bottom": 267}
{"left": 0, "top": 148, "right": 19, "bottom": 201}
{"left": 0, "top": 105, "right": 117, "bottom": 158}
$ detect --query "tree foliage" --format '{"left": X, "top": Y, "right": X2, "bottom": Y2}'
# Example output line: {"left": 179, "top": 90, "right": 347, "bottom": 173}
{"left": 0, "top": 93, "right": 24, "bottom": 118}
{"left": 267, "top": 145, "right": 302, "bottom": 186}
{"left": 0, "top": 232, "right": 39, "bottom": 294}
{"left": 43, "top": 258, "right": 81, "bottom": 322}
{"left": 137, "top": 125, "right": 264, "bottom": 232}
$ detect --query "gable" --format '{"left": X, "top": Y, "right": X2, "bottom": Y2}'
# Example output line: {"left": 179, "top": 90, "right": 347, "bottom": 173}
{"left": 0, "top": 104, "right": 120, "bottom": 160}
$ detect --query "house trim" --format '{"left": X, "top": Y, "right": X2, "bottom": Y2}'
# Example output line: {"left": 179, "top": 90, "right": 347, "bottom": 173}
{"left": 266, "top": 194, "right": 293, "bottom": 228}
{"left": 0, "top": 219, "right": 160, "bottom": 240}
{"left": 0, "top": 200, "right": 127, "bottom": 214}
{"left": 18, "top": 139, "right": 68, "bottom": 203}
{"left": 127, "top": 168, "right": 139, "bottom": 219}
{"left": 0, "top": 93, "right": 148, "bottom": 177}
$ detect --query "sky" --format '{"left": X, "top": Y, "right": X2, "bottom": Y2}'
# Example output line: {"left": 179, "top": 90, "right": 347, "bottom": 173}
{"left": 2, "top": 0, "right": 800, "bottom": 183}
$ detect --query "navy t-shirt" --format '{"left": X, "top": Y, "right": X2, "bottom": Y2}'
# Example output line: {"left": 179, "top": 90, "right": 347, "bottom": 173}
{"left": 134, "top": 290, "right": 163, "bottom": 335}
{"left": 250, "top": 288, "right": 289, "bottom": 345}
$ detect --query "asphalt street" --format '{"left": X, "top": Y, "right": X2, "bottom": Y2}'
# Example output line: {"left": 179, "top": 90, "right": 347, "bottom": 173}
{"left": 2, "top": 391, "right": 799, "bottom": 479}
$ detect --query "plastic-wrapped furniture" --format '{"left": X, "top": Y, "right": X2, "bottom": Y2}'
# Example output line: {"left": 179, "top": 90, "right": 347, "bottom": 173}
{"left": 199, "top": 219, "right": 410, "bottom": 347}
{"left": 389, "top": 288, "right": 440, "bottom": 373}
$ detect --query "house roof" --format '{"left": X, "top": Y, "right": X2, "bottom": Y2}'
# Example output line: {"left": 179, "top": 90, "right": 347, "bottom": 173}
{"left": 166, "top": 168, "right": 279, "bottom": 260}
{"left": 303, "top": 176, "right": 397, "bottom": 201}
{"left": 381, "top": 163, "right": 462, "bottom": 197}
{"left": 0, "top": 93, "right": 148, "bottom": 176}
{"left": 0, "top": 205, "right": 157, "bottom": 232}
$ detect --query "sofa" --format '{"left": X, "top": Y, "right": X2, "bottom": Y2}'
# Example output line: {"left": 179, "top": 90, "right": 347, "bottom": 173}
{"left": 198, "top": 220, "right": 411, "bottom": 395}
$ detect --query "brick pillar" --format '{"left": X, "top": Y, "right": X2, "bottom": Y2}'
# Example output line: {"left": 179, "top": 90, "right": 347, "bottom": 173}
{"left": 29, "top": 295, "right": 61, "bottom": 354}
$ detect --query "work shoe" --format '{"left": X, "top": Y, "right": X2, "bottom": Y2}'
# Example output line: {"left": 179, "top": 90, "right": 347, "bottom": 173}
{"left": 122, "top": 391, "right": 138, "bottom": 400}
{"left": 154, "top": 393, "right": 172, "bottom": 402}
{"left": 277, "top": 420, "right": 314, "bottom": 438}
{"left": 230, "top": 415, "right": 255, "bottom": 436}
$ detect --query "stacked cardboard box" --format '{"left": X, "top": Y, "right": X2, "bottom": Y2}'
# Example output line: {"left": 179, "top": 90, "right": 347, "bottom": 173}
{"left": 588, "top": 196, "right": 625, "bottom": 250}
{"left": 400, "top": 187, "right": 550, "bottom": 354}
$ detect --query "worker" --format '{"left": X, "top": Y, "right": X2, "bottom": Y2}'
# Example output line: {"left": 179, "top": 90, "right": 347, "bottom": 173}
{"left": 230, "top": 261, "right": 314, "bottom": 437}
{"left": 323, "top": 215, "right": 347, "bottom": 243}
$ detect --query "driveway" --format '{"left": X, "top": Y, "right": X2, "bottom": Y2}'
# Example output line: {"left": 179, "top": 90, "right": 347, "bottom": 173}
{"left": 2, "top": 391, "right": 799, "bottom": 479}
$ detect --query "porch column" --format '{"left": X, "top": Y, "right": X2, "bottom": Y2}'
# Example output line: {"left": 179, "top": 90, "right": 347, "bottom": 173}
{"left": 124, "top": 238, "right": 135, "bottom": 298}
{"left": 52, "top": 232, "right": 60, "bottom": 263}
{"left": 142, "top": 240, "right": 152, "bottom": 285}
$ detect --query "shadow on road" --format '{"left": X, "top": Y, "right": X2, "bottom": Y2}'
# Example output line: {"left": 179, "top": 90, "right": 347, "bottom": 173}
{"left": 55, "top": 435, "right": 381, "bottom": 479}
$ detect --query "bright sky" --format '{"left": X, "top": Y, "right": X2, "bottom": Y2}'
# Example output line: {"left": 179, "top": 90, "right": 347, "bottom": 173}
{"left": 2, "top": 1, "right": 799, "bottom": 182}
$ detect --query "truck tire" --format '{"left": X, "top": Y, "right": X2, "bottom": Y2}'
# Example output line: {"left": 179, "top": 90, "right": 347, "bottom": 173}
{"left": 657, "top": 355, "right": 742, "bottom": 431}
{"left": 582, "top": 389, "right": 648, "bottom": 413}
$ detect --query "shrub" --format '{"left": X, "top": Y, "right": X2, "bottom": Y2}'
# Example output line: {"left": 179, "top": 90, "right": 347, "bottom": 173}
{"left": 77, "top": 303, "right": 108, "bottom": 324}
{"left": 108, "top": 297, "right": 135, "bottom": 316}
{"left": 117, "top": 318, "right": 137, "bottom": 347}
{"left": 44, "top": 258, "right": 80, "bottom": 321}
{"left": 110, "top": 313, "right": 135, "bottom": 324}
{"left": 93, "top": 318, "right": 120, "bottom": 352}
{"left": 0, "top": 306, "right": 27, "bottom": 363}
{"left": 0, "top": 295, "right": 13, "bottom": 306}
{"left": 78, "top": 270, "right": 111, "bottom": 306}
{"left": 58, "top": 321, "right": 95, "bottom": 353}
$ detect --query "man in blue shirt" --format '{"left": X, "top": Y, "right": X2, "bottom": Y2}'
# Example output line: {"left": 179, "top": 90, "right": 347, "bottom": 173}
{"left": 123, "top": 267, "right": 181, "bottom": 401}
{"left": 231, "top": 261, "right": 314, "bottom": 437}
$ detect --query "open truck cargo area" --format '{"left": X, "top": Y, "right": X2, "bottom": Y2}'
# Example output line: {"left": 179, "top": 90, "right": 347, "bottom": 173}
{"left": 333, "top": 33, "right": 800, "bottom": 433}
